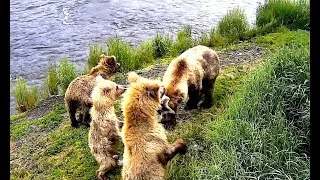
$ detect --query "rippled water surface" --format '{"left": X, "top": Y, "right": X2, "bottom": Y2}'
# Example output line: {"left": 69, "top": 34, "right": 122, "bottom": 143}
{"left": 10, "top": 0, "right": 263, "bottom": 114}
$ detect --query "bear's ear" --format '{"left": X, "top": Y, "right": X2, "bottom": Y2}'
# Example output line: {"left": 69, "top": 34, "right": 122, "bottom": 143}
{"left": 96, "top": 75, "right": 104, "bottom": 84}
{"left": 99, "top": 54, "right": 106, "bottom": 62}
{"left": 128, "top": 72, "right": 140, "bottom": 83}
{"left": 147, "top": 86, "right": 159, "bottom": 99}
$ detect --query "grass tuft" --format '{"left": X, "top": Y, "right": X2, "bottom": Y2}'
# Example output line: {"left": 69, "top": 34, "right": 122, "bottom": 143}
{"left": 87, "top": 45, "right": 106, "bottom": 70}
{"left": 45, "top": 65, "right": 59, "bottom": 95}
{"left": 152, "top": 33, "right": 173, "bottom": 59}
{"left": 56, "top": 58, "right": 77, "bottom": 94}
{"left": 170, "top": 26, "right": 195, "bottom": 56}
{"left": 107, "top": 38, "right": 136, "bottom": 71}
{"left": 217, "top": 8, "right": 250, "bottom": 42}
{"left": 256, "top": 0, "right": 310, "bottom": 30}
{"left": 13, "top": 77, "right": 38, "bottom": 113}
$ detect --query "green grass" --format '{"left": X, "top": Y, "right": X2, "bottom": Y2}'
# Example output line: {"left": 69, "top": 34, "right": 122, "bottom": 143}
{"left": 169, "top": 26, "right": 195, "bottom": 56}
{"left": 197, "top": 28, "right": 229, "bottom": 47}
{"left": 56, "top": 58, "right": 78, "bottom": 94}
{"left": 217, "top": 8, "right": 250, "bottom": 42}
{"left": 152, "top": 33, "right": 173, "bottom": 59}
{"left": 107, "top": 38, "right": 136, "bottom": 71}
{"left": 254, "top": 29, "right": 309, "bottom": 51}
{"left": 45, "top": 65, "right": 59, "bottom": 95}
{"left": 134, "top": 40, "right": 155, "bottom": 67}
{"left": 166, "top": 43, "right": 310, "bottom": 179}
{"left": 87, "top": 45, "right": 106, "bottom": 70}
{"left": 256, "top": 0, "right": 310, "bottom": 30}
{"left": 12, "top": 77, "right": 38, "bottom": 113}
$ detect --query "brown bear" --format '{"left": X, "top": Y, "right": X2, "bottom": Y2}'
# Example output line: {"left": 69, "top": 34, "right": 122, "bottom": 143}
{"left": 121, "top": 72, "right": 187, "bottom": 180}
{"left": 161, "top": 45, "right": 220, "bottom": 128}
{"left": 65, "top": 54, "right": 121, "bottom": 127}
{"left": 88, "top": 75, "right": 127, "bottom": 180}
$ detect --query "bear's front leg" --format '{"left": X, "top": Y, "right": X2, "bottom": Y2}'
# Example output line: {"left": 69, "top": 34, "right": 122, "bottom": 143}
{"left": 157, "top": 139, "right": 187, "bottom": 165}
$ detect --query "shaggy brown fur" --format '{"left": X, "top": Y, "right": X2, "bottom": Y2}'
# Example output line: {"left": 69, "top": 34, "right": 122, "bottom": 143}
{"left": 162, "top": 45, "right": 220, "bottom": 128}
{"left": 121, "top": 72, "right": 187, "bottom": 180}
{"left": 88, "top": 76, "right": 126, "bottom": 180}
{"left": 65, "top": 54, "right": 121, "bottom": 127}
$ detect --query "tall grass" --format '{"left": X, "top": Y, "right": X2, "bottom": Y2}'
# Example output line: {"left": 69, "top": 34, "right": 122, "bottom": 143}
{"left": 256, "top": 0, "right": 310, "bottom": 30}
{"left": 56, "top": 59, "right": 77, "bottom": 93}
{"left": 217, "top": 8, "right": 250, "bottom": 42}
{"left": 167, "top": 43, "right": 310, "bottom": 179}
{"left": 170, "top": 26, "right": 195, "bottom": 56}
{"left": 45, "top": 66, "right": 59, "bottom": 95}
{"left": 87, "top": 45, "right": 105, "bottom": 70}
{"left": 13, "top": 77, "right": 38, "bottom": 112}
{"left": 107, "top": 38, "right": 136, "bottom": 71}
{"left": 197, "top": 28, "right": 228, "bottom": 47}
{"left": 152, "top": 33, "right": 173, "bottom": 59}
{"left": 134, "top": 40, "right": 155, "bottom": 67}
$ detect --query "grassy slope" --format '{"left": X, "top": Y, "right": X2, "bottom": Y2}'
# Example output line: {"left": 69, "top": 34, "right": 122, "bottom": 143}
{"left": 10, "top": 30, "right": 309, "bottom": 179}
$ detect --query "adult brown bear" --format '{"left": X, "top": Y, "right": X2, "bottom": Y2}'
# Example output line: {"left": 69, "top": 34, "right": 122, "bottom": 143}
{"left": 161, "top": 45, "right": 220, "bottom": 128}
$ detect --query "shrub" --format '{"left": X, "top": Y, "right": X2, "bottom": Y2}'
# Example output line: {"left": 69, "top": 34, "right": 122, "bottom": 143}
{"left": 45, "top": 66, "right": 59, "bottom": 95}
{"left": 13, "top": 77, "right": 38, "bottom": 112}
{"left": 56, "top": 59, "right": 77, "bottom": 93}
{"left": 87, "top": 45, "right": 105, "bottom": 70}
{"left": 217, "top": 8, "right": 250, "bottom": 42}
{"left": 256, "top": 0, "right": 310, "bottom": 30}
{"left": 170, "top": 26, "right": 195, "bottom": 56}
{"left": 152, "top": 33, "right": 173, "bottom": 59}
{"left": 107, "top": 38, "right": 135, "bottom": 71}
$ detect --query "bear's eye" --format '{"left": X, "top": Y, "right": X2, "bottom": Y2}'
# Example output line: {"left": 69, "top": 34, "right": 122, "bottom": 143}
{"left": 116, "top": 86, "right": 119, "bottom": 90}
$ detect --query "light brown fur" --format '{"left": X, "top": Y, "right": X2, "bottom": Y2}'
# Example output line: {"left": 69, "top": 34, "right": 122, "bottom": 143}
{"left": 121, "top": 72, "right": 187, "bottom": 180}
{"left": 88, "top": 76, "right": 125, "bottom": 180}
{"left": 162, "top": 45, "right": 220, "bottom": 127}
{"left": 65, "top": 55, "right": 121, "bottom": 127}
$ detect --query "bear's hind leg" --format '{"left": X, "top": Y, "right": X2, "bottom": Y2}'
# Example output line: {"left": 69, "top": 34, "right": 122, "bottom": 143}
{"left": 68, "top": 101, "right": 79, "bottom": 128}
{"left": 200, "top": 77, "right": 216, "bottom": 109}
{"left": 96, "top": 157, "right": 117, "bottom": 180}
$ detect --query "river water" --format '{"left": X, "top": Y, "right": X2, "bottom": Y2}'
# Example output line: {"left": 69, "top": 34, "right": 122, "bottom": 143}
{"left": 10, "top": 0, "right": 264, "bottom": 114}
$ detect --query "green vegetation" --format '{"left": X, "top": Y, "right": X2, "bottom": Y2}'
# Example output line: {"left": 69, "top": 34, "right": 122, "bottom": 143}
{"left": 170, "top": 26, "right": 195, "bottom": 56}
{"left": 12, "top": 77, "right": 38, "bottom": 113}
{"left": 256, "top": 0, "right": 310, "bottom": 30}
{"left": 107, "top": 38, "right": 136, "bottom": 71}
{"left": 56, "top": 58, "right": 78, "bottom": 93}
{"left": 254, "top": 29, "right": 310, "bottom": 51}
{"left": 87, "top": 45, "right": 106, "bottom": 70}
{"left": 217, "top": 8, "right": 250, "bottom": 42}
{"left": 152, "top": 33, "right": 173, "bottom": 59}
{"left": 45, "top": 66, "right": 59, "bottom": 95}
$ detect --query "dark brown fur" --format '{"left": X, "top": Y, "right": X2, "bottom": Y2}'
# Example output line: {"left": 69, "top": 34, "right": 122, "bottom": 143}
{"left": 65, "top": 55, "right": 121, "bottom": 127}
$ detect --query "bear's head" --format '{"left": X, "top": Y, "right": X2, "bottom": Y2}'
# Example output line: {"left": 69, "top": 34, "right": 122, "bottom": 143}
{"left": 122, "top": 72, "right": 168, "bottom": 122}
{"left": 90, "top": 54, "right": 121, "bottom": 78}
{"left": 99, "top": 54, "right": 121, "bottom": 74}
{"left": 91, "top": 75, "right": 127, "bottom": 110}
{"left": 160, "top": 84, "right": 187, "bottom": 124}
